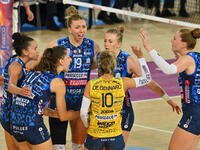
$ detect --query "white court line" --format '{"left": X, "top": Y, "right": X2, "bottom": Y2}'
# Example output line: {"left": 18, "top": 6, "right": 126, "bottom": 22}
{"left": 134, "top": 124, "right": 173, "bottom": 134}
{"left": 132, "top": 97, "right": 179, "bottom": 135}
{"left": 132, "top": 96, "right": 180, "bottom": 135}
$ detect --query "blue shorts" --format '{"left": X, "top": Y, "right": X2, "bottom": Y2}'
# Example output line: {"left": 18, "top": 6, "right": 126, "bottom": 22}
{"left": 178, "top": 103, "right": 200, "bottom": 135}
{"left": 121, "top": 97, "right": 134, "bottom": 131}
{"left": 85, "top": 134, "right": 125, "bottom": 150}
{"left": 12, "top": 122, "right": 50, "bottom": 145}
{"left": 1, "top": 120, "right": 12, "bottom": 135}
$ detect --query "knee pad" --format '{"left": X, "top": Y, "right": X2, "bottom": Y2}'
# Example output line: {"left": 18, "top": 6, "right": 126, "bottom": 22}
{"left": 71, "top": 143, "right": 84, "bottom": 150}
{"left": 53, "top": 144, "right": 66, "bottom": 150}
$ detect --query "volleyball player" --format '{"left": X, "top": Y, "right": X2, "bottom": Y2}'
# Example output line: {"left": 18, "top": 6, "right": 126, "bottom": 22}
{"left": 47, "top": 6, "right": 100, "bottom": 150}
{"left": 140, "top": 28, "right": 200, "bottom": 150}
{"left": 0, "top": 32, "right": 39, "bottom": 150}
{"left": 80, "top": 49, "right": 152, "bottom": 150}
{"left": 10, "top": 46, "right": 80, "bottom": 150}
{"left": 98, "top": 27, "right": 181, "bottom": 146}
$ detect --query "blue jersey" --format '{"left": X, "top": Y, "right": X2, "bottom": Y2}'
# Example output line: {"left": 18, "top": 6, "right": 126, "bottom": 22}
{"left": 114, "top": 51, "right": 133, "bottom": 78}
{"left": 0, "top": 57, "right": 27, "bottom": 123}
{"left": 114, "top": 51, "right": 133, "bottom": 106}
{"left": 178, "top": 52, "right": 200, "bottom": 105}
{"left": 49, "top": 72, "right": 64, "bottom": 110}
{"left": 57, "top": 37, "right": 94, "bottom": 105}
{"left": 10, "top": 71, "right": 58, "bottom": 126}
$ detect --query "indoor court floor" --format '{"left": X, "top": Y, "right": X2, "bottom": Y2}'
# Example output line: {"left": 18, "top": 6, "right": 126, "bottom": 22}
{"left": 1, "top": 18, "right": 200, "bottom": 150}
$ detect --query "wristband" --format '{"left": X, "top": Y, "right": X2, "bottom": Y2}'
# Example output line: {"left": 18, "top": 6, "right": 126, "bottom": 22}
{"left": 24, "top": 5, "right": 30, "bottom": 10}
{"left": 162, "top": 93, "right": 170, "bottom": 101}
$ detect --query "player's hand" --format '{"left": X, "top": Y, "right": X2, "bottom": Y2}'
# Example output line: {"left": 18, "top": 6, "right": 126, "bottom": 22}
{"left": 20, "top": 85, "right": 32, "bottom": 97}
{"left": 166, "top": 100, "right": 181, "bottom": 114}
{"left": 43, "top": 107, "right": 58, "bottom": 118}
{"left": 131, "top": 46, "right": 143, "bottom": 58}
{"left": 26, "top": 9, "right": 34, "bottom": 21}
{"left": 140, "top": 28, "right": 153, "bottom": 52}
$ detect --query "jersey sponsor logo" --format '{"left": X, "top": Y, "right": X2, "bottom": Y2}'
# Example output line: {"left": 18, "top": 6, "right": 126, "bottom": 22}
{"left": 92, "top": 85, "right": 122, "bottom": 91}
{"left": 101, "top": 110, "right": 114, "bottom": 114}
{"left": 13, "top": 125, "right": 28, "bottom": 131}
{"left": 64, "top": 79, "right": 88, "bottom": 86}
{"left": 183, "top": 116, "right": 192, "bottom": 129}
{"left": 100, "top": 138, "right": 116, "bottom": 142}
{"left": 124, "top": 124, "right": 128, "bottom": 129}
{"left": 15, "top": 97, "right": 30, "bottom": 107}
{"left": 97, "top": 121, "right": 115, "bottom": 128}
{"left": 67, "top": 89, "right": 82, "bottom": 94}
{"left": 95, "top": 114, "right": 118, "bottom": 120}
{"left": 37, "top": 99, "right": 44, "bottom": 115}
{"left": 84, "top": 52, "right": 92, "bottom": 55}
{"left": 139, "top": 79, "right": 149, "bottom": 85}
{"left": 38, "top": 127, "right": 45, "bottom": 140}
{"left": 73, "top": 50, "right": 77, "bottom": 53}
{"left": 64, "top": 72, "right": 88, "bottom": 79}
{"left": 73, "top": 54, "right": 82, "bottom": 58}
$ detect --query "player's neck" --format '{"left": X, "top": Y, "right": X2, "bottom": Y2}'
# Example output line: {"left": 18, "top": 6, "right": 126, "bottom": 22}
{"left": 69, "top": 36, "right": 83, "bottom": 47}
{"left": 115, "top": 49, "right": 120, "bottom": 57}
{"left": 101, "top": 74, "right": 113, "bottom": 80}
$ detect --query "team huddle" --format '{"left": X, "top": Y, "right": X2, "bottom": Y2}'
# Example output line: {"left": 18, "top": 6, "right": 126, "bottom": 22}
{"left": 1, "top": 6, "right": 200, "bottom": 150}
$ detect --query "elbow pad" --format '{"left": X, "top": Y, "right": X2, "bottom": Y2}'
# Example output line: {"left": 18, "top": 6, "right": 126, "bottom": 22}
{"left": 149, "top": 50, "right": 177, "bottom": 74}
{"left": 80, "top": 96, "right": 91, "bottom": 128}
{"left": 134, "top": 58, "right": 152, "bottom": 88}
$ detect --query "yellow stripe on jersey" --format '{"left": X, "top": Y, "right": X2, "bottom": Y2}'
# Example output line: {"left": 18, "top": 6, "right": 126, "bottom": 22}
{"left": 88, "top": 77, "right": 125, "bottom": 138}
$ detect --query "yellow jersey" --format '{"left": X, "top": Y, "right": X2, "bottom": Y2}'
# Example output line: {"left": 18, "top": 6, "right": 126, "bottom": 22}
{"left": 88, "top": 77, "right": 125, "bottom": 138}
